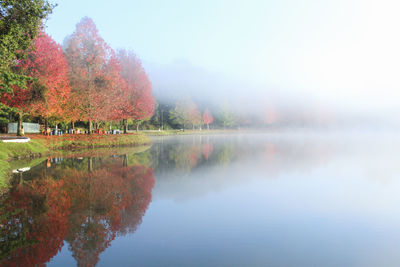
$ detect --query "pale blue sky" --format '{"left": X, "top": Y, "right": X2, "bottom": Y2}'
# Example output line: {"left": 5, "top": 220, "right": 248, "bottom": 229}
{"left": 45, "top": 0, "right": 400, "bottom": 110}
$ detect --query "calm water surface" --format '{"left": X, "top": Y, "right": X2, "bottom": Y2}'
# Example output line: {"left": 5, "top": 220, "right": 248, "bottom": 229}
{"left": 2, "top": 132, "right": 400, "bottom": 266}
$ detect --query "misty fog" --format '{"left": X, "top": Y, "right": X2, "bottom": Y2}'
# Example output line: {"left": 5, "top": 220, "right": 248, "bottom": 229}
{"left": 43, "top": 0, "right": 400, "bottom": 131}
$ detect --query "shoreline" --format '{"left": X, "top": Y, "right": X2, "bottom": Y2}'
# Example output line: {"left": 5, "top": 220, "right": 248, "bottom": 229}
{"left": 0, "top": 133, "right": 152, "bottom": 189}
{"left": 141, "top": 129, "right": 241, "bottom": 136}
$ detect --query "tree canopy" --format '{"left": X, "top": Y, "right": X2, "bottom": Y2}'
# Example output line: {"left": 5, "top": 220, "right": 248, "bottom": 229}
{"left": 0, "top": 0, "right": 54, "bottom": 94}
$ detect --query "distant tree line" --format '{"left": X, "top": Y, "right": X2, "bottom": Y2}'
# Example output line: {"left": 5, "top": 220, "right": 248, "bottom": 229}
{"left": 139, "top": 98, "right": 242, "bottom": 131}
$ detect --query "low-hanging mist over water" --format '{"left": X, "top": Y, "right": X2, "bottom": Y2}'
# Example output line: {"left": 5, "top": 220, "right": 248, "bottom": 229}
{"left": 44, "top": 0, "right": 400, "bottom": 130}
{"left": 145, "top": 60, "right": 400, "bottom": 130}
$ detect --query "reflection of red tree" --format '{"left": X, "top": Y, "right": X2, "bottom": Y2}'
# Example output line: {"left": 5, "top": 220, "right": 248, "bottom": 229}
{"left": 0, "top": 179, "right": 70, "bottom": 267}
{"left": 118, "top": 165, "right": 154, "bottom": 235}
{"left": 189, "top": 146, "right": 200, "bottom": 168}
{"left": 1, "top": 158, "right": 154, "bottom": 267}
{"left": 202, "top": 143, "right": 214, "bottom": 160}
{"left": 64, "top": 162, "right": 154, "bottom": 267}
{"left": 265, "top": 143, "right": 276, "bottom": 163}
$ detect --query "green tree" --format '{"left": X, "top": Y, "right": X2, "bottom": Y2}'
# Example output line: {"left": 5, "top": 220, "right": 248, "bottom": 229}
{"left": 0, "top": 0, "right": 54, "bottom": 126}
{"left": 169, "top": 100, "right": 189, "bottom": 130}
{"left": 0, "top": 0, "right": 54, "bottom": 93}
{"left": 169, "top": 98, "right": 198, "bottom": 130}
{"left": 217, "top": 102, "right": 236, "bottom": 129}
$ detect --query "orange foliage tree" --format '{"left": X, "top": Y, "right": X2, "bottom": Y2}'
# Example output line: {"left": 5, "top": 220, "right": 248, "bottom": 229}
{"left": 117, "top": 49, "right": 155, "bottom": 133}
{"left": 64, "top": 17, "right": 126, "bottom": 133}
{"left": 0, "top": 31, "right": 70, "bottom": 135}
{"left": 202, "top": 108, "right": 214, "bottom": 130}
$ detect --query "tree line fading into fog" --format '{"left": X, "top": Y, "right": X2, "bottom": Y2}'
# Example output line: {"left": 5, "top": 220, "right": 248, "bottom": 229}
{"left": 0, "top": 1, "right": 340, "bottom": 134}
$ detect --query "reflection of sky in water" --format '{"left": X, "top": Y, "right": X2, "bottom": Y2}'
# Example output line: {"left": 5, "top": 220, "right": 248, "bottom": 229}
{"left": 42, "top": 133, "right": 400, "bottom": 266}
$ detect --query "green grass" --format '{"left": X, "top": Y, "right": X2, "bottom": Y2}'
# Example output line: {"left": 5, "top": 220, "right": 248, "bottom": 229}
{"left": 49, "top": 144, "right": 151, "bottom": 158}
{"left": 0, "top": 140, "right": 48, "bottom": 160}
{"left": 0, "top": 160, "right": 10, "bottom": 189}
{"left": 31, "top": 134, "right": 152, "bottom": 150}
{"left": 0, "top": 134, "right": 151, "bottom": 159}
{"left": 9, "top": 156, "right": 47, "bottom": 172}
{"left": 0, "top": 140, "right": 48, "bottom": 191}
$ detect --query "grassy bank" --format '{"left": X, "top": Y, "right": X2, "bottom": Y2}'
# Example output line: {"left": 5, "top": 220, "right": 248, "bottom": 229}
{"left": 29, "top": 133, "right": 151, "bottom": 150}
{"left": 0, "top": 140, "right": 47, "bottom": 190}
{"left": 0, "top": 139, "right": 48, "bottom": 160}
{"left": 0, "top": 160, "right": 10, "bottom": 189}
{"left": 0, "top": 133, "right": 151, "bottom": 190}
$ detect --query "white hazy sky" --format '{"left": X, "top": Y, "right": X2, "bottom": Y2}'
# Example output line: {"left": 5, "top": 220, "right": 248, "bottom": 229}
{"left": 46, "top": 0, "right": 400, "bottom": 111}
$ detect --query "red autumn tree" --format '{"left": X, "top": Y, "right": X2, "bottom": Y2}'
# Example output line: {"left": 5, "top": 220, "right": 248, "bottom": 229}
{"left": 0, "top": 80, "right": 30, "bottom": 136}
{"left": 117, "top": 49, "right": 154, "bottom": 133}
{"left": 189, "top": 103, "right": 201, "bottom": 130}
{"left": 0, "top": 31, "right": 70, "bottom": 135}
{"left": 64, "top": 17, "right": 124, "bottom": 133}
{"left": 99, "top": 51, "right": 128, "bottom": 122}
{"left": 26, "top": 32, "right": 70, "bottom": 123}
{"left": 202, "top": 108, "right": 214, "bottom": 130}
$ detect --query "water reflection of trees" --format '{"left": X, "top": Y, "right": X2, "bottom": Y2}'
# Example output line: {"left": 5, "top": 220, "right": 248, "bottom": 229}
{"left": 0, "top": 153, "right": 154, "bottom": 267}
{"left": 152, "top": 136, "right": 220, "bottom": 175}
{"left": 151, "top": 135, "right": 335, "bottom": 200}
{"left": 65, "top": 162, "right": 154, "bottom": 267}
{"left": 0, "top": 178, "right": 70, "bottom": 267}
{"left": 152, "top": 135, "right": 335, "bottom": 176}
{"left": 168, "top": 144, "right": 201, "bottom": 173}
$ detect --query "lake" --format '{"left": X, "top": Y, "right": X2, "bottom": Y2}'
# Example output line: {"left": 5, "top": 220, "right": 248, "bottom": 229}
{"left": 2, "top": 132, "right": 400, "bottom": 266}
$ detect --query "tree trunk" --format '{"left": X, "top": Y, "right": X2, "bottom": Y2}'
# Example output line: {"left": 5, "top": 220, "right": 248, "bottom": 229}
{"left": 122, "top": 154, "right": 128, "bottom": 178}
{"left": 161, "top": 110, "right": 164, "bottom": 130}
{"left": 17, "top": 112, "right": 23, "bottom": 136}
{"left": 44, "top": 119, "right": 48, "bottom": 134}
{"left": 72, "top": 121, "right": 75, "bottom": 130}
{"left": 88, "top": 120, "right": 92, "bottom": 134}
{"left": 88, "top": 157, "right": 93, "bottom": 172}
{"left": 123, "top": 119, "right": 128, "bottom": 134}
{"left": 207, "top": 124, "right": 210, "bottom": 130}
{"left": 123, "top": 154, "right": 128, "bottom": 167}
{"left": 136, "top": 123, "right": 139, "bottom": 132}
